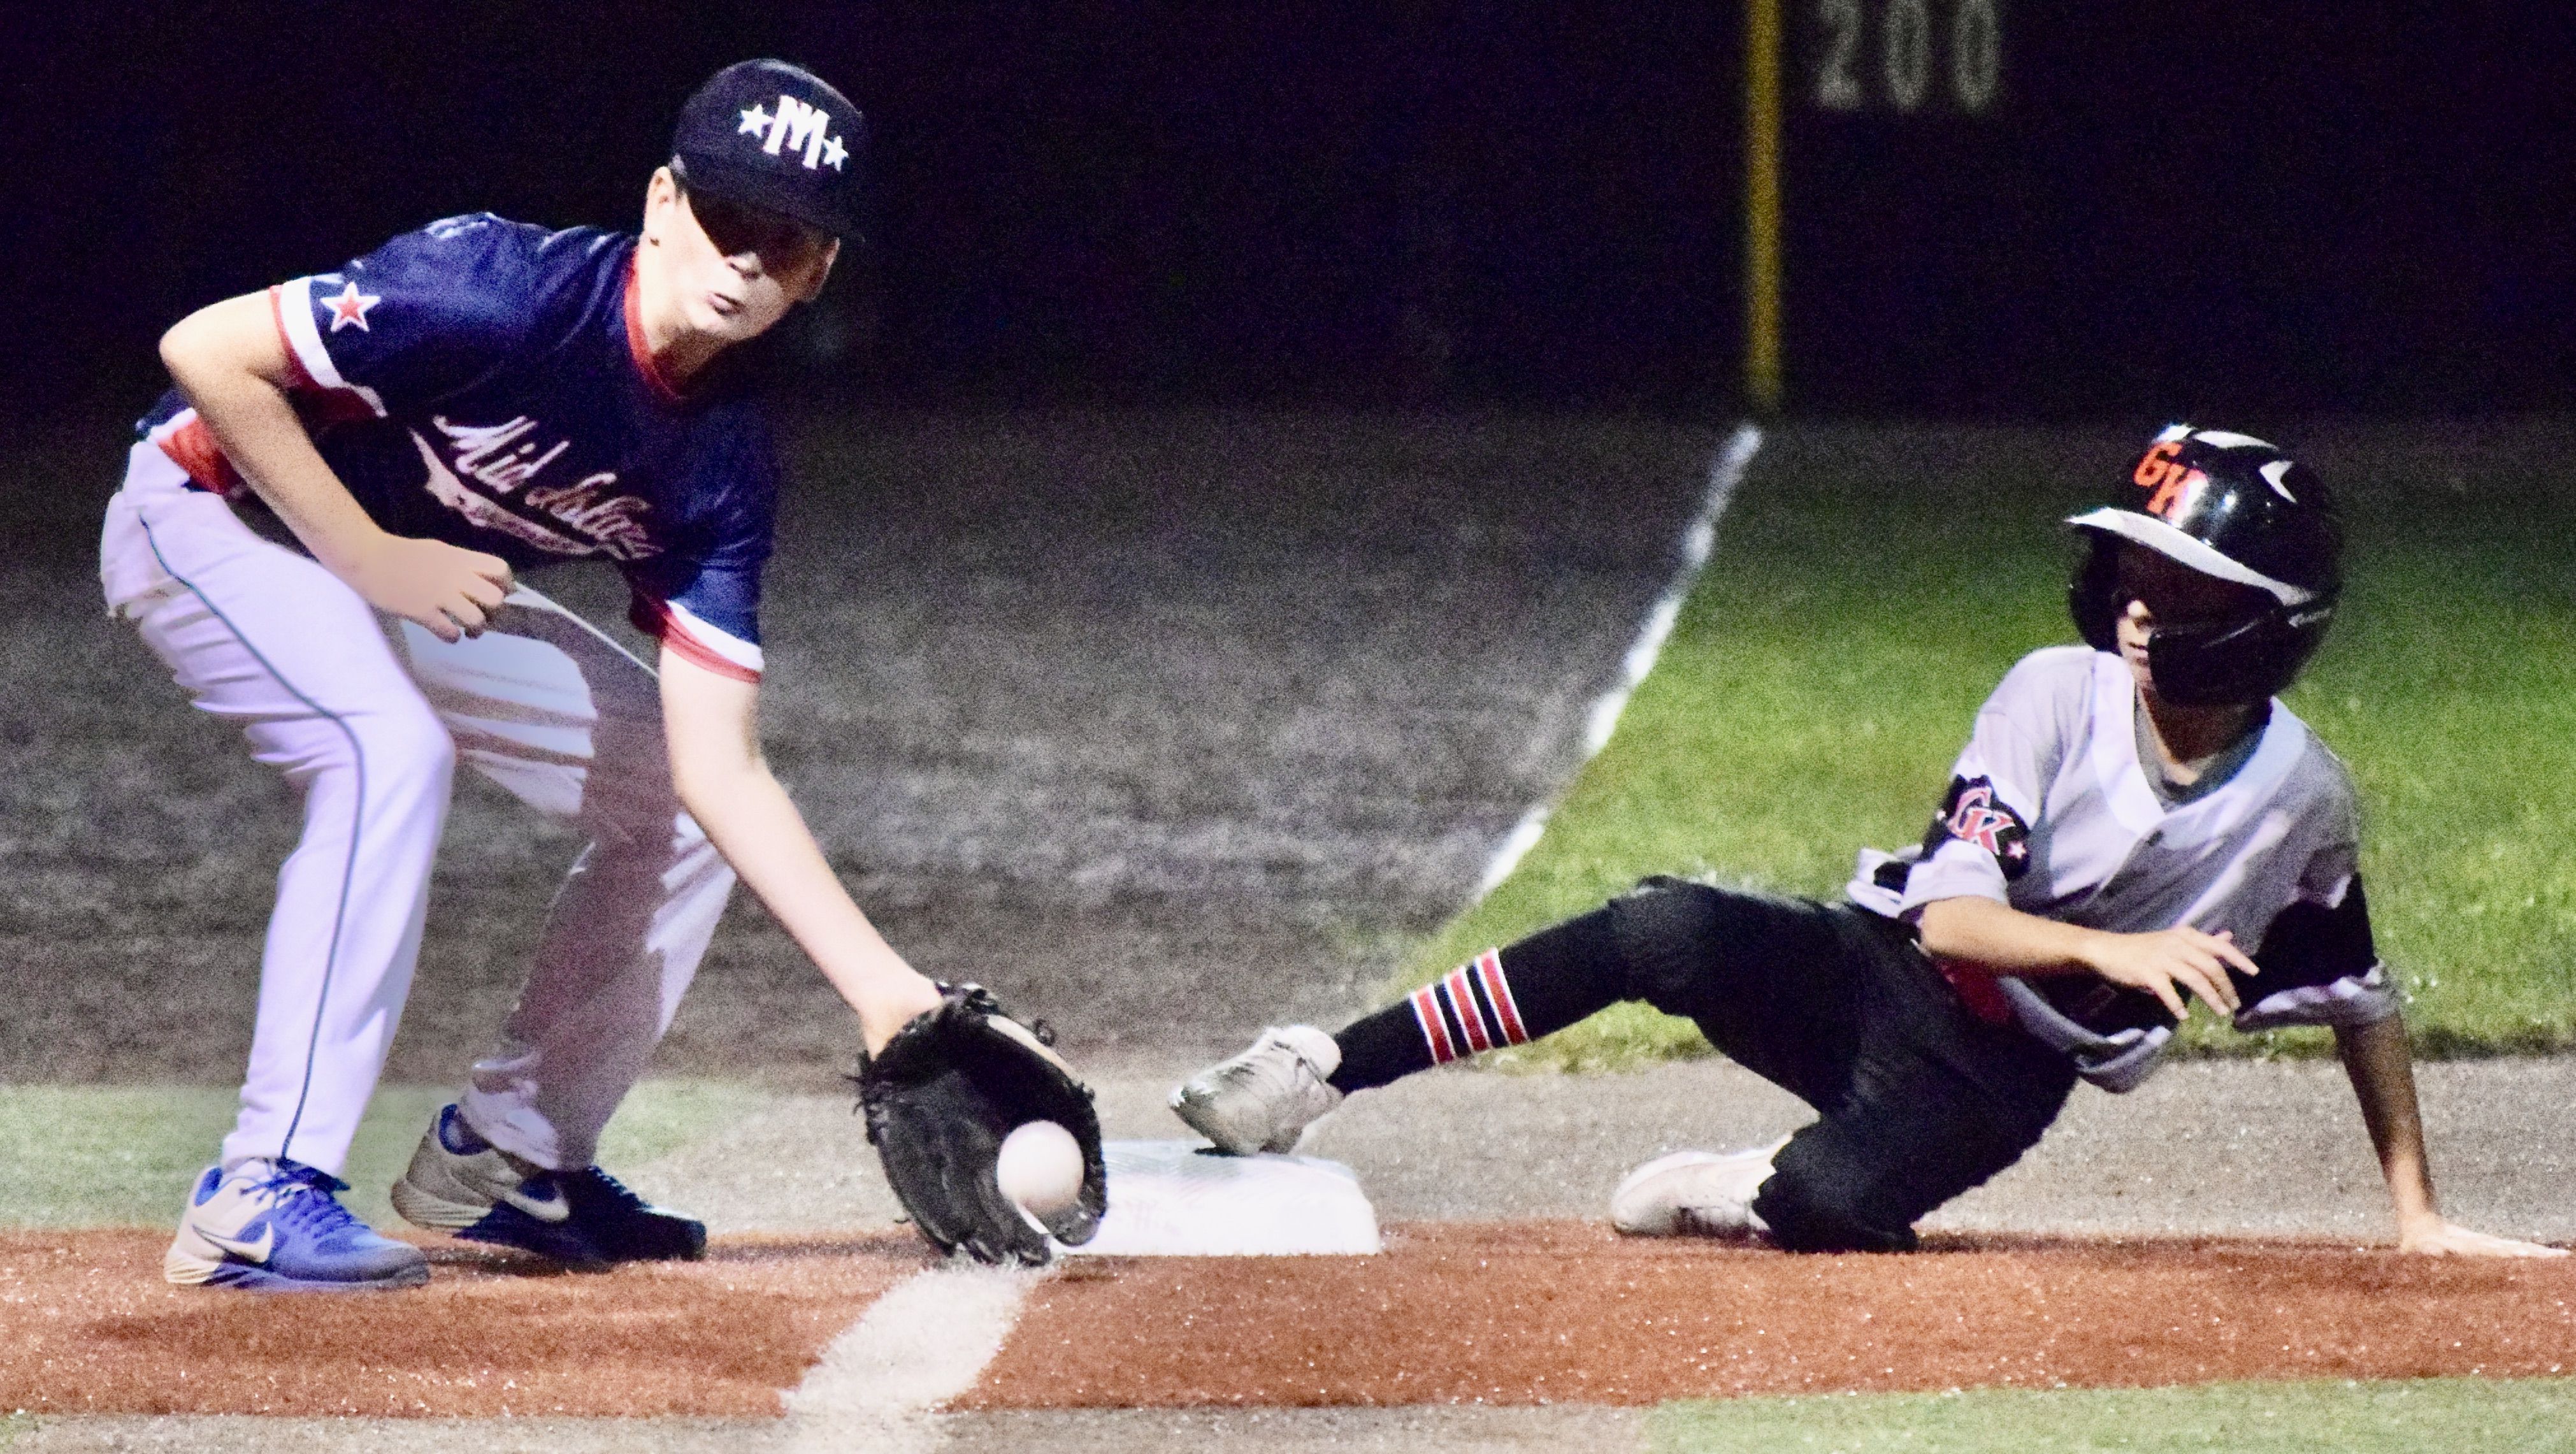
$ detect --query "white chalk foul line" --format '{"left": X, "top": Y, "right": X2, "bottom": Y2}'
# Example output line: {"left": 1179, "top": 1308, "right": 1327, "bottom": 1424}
{"left": 780, "top": 1259, "right": 1039, "bottom": 1453}
{"left": 1471, "top": 422, "right": 1762, "bottom": 902}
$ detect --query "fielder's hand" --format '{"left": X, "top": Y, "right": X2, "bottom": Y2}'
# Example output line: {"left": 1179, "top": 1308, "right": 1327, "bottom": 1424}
{"left": 2398, "top": 1218, "right": 2568, "bottom": 1258}
{"left": 856, "top": 984, "right": 1108, "bottom": 1265}
{"left": 2083, "top": 926, "right": 2257, "bottom": 1020}
{"left": 353, "top": 535, "right": 514, "bottom": 642}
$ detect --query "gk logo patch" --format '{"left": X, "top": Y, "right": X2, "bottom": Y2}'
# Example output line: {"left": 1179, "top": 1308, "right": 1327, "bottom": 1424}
{"left": 1936, "top": 775, "right": 2033, "bottom": 879}
{"left": 738, "top": 94, "right": 848, "bottom": 171}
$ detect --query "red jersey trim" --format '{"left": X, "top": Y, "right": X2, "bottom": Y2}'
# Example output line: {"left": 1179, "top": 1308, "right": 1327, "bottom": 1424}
{"left": 266, "top": 285, "right": 319, "bottom": 393}
{"left": 149, "top": 291, "right": 314, "bottom": 494}
{"left": 623, "top": 256, "right": 686, "bottom": 406}
{"left": 628, "top": 594, "right": 761, "bottom": 684}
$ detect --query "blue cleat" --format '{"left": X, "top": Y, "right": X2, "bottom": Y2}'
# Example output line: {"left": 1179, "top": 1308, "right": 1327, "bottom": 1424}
{"left": 389, "top": 1104, "right": 705, "bottom": 1267}
{"left": 164, "top": 1158, "right": 431, "bottom": 1292}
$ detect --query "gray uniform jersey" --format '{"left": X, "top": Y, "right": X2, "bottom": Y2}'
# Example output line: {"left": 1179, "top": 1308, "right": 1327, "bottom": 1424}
{"left": 1846, "top": 645, "right": 2394, "bottom": 1091}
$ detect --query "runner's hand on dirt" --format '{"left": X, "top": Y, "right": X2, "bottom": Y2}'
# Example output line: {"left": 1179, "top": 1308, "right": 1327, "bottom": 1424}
{"left": 2398, "top": 1217, "right": 2568, "bottom": 1258}
{"left": 350, "top": 535, "right": 514, "bottom": 642}
{"left": 2083, "top": 926, "right": 2256, "bottom": 1021}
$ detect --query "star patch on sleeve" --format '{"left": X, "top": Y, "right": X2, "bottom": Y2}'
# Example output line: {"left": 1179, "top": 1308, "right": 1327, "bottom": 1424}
{"left": 322, "top": 279, "right": 382, "bottom": 333}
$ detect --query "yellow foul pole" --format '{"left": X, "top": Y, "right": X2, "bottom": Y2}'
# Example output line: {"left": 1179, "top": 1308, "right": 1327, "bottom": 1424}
{"left": 1745, "top": 0, "right": 1783, "bottom": 414}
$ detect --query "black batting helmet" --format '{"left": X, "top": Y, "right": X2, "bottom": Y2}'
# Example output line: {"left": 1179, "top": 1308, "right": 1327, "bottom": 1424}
{"left": 2067, "top": 426, "right": 2343, "bottom": 707}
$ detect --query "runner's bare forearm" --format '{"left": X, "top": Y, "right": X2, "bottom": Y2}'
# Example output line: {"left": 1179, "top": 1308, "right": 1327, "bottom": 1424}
{"left": 1914, "top": 895, "right": 2102, "bottom": 974}
{"left": 2335, "top": 1014, "right": 2442, "bottom": 1231}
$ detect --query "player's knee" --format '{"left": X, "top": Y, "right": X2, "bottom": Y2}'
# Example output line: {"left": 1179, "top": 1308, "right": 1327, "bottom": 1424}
{"left": 1606, "top": 877, "right": 1722, "bottom": 1012}
{"left": 1609, "top": 877, "right": 1804, "bottom": 1018}
{"left": 582, "top": 791, "right": 708, "bottom": 858}
{"left": 352, "top": 702, "right": 456, "bottom": 802}
{"left": 1749, "top": 1153, "right": 1919, "bottom": 1255}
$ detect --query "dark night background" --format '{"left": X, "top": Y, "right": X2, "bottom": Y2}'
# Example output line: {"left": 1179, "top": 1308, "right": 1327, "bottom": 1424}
{"left": 3, "top": 3, "right": 2571, "bottom": 429}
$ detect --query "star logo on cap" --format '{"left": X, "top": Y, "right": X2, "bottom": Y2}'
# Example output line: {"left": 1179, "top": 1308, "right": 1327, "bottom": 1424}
{"left": 821, "top": 133, "right": 847, "bottom": 171}
{"left": 322, "top": 279, "right": 382, "bottom": 333}
{"left": 738, "top": 102, "right": 772, "bottom": 136}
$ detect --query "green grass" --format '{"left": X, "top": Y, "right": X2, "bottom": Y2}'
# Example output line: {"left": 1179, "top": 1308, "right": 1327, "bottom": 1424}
{"left": 1409, "top": 426, "right": 2576, "bottom": 1069}
{"left": 1651, "top": 1378, "right": 2576, "bottom": 1453}
{"left": 0, "top": 1079, "right": 766, "bottom": 1229}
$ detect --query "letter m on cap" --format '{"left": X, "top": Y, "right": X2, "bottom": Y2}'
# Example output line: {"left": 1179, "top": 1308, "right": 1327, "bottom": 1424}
{"left": 763, "top": 94, "right": 833, "bottom": 169}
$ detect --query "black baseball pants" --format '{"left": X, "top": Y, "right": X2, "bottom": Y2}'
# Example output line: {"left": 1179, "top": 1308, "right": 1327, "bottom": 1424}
{"left": 1334, "top": 877, "right": 2078, "bottom": 1252}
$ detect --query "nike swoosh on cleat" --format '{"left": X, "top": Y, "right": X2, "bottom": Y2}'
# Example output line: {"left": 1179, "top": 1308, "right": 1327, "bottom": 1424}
{"left": 200, "top": 1219, "right": 275, "bottom": 1262}
{"left": 497, "top": 1181, "right": 572, "bottom": 1224}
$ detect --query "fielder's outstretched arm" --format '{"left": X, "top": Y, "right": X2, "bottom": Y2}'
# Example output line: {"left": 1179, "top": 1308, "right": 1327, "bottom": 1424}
{"left": 660, "top": 647, "right": 946, "bottom": 1053}
{"left": 2335, "top": 1014, "right": 2564, "bottom": 1257}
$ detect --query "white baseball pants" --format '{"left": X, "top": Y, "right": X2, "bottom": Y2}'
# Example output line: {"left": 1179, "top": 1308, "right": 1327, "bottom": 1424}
{"left": 101, "top": 442, "right": 735, "bottom": 1175}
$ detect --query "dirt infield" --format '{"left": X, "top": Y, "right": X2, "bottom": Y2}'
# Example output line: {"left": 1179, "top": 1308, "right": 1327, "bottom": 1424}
{"left": 0, "top": 1231, "right": 926, "bottom": 1418}
{"left": 967, "top": 1221, "right": 2576, "bottom": 1407}
{"left": 13, "top": 1220, "right": 2576, "bottom": 1429}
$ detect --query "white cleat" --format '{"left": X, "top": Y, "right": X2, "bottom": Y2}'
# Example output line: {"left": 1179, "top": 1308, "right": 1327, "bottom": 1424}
{"left": 1610, "top": 1137, "right": 1788, "bottom": 1240}
{"left": 1170, "top": 1026, "right": 1346, "bottom": 1155}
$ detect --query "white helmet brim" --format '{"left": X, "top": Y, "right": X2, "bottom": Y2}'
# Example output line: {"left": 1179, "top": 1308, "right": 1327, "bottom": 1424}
{"left": 2064, "top": 507, "right": 2317, "bottom": 607}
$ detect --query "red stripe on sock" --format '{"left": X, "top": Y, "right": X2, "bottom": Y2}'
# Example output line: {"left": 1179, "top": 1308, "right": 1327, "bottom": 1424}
{"left": 1411, "top": 986, "right": 1457, "bottom": 1065}
{"left": 1446, "top": 970, "right": 1493, "bottom": 1053}
{"left": 1474, "top": 949, "right": 1529, "bottom": 1045}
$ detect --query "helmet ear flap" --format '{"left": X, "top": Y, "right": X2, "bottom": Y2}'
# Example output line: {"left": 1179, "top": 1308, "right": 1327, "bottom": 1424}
{"left": 2068, "top": 533, "right": 2122, "bottom": 652}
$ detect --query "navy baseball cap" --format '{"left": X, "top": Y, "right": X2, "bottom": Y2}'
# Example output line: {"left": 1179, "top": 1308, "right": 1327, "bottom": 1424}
{"left": 672, "top": 59, "right": 867, "bottom": 240}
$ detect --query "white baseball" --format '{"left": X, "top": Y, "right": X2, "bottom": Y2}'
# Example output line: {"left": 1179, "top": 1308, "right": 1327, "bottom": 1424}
{"left": 995, "top": 1120, "right": 1084, "bottom": 1221}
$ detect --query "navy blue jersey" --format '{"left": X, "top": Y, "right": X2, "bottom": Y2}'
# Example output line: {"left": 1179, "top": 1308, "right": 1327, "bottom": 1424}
{"left": 140, "top": 213, "right": 779, "bottom": 680}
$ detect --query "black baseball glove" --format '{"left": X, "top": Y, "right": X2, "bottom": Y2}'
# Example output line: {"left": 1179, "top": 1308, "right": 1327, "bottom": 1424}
{"left": 856, "top": 983, "right": 1108, "bottom": 1265}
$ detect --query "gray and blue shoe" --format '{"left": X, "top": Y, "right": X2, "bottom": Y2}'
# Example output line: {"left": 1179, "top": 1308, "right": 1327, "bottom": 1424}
{"left": 164, "top": 1158, "right": 431, "bottom": 1292}
{"left": 389, "top": 1104, "right": 705, "bottom": 1267}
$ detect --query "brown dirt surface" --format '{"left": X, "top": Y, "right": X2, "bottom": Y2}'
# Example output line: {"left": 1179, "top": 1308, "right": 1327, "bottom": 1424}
{"left": 966, "top": 1220, "right": 2576, "bottom": 1408}
{"left": 0, "top": 1230, "right": 928, "bottom": 1417}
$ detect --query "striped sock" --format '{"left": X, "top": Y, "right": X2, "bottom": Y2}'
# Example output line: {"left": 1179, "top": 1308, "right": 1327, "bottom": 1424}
{"left": 1328, "top": 906, "right": 1627, "bottom": 1093}
{"left": 1407, "top": 949, "right": 1531, "bottom": 1066}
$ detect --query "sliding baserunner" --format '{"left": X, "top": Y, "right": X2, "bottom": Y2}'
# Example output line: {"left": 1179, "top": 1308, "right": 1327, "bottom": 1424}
{"left": 1174, "top": 426, "right": 2560, "bottom": 1258}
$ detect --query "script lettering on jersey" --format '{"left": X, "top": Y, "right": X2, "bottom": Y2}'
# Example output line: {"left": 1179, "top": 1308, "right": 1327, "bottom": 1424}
{"left": 524, "top": 477, "right": 657, "bottom": 554}
{"left": 443, "top": 417, "right": 571, "bottom": 494}
{"left": 410, "top": 417, "right": 661, "bottom": 562}
{"left": 1933, "top": 774, "right": 2032, "bottom": 879}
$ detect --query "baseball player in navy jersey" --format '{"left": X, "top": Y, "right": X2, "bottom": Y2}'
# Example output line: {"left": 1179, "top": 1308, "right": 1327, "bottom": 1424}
{"left": 108, "top": 61, "right": 977, "bottom": 1290}
{"left": 1176, "top": 427, "right": 2563, "bottom": 1258}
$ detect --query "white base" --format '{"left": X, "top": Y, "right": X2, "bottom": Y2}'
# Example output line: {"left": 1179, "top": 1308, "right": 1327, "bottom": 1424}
{"left": 1061, "top": 1140, "right": 1381, "bottom": 1256}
